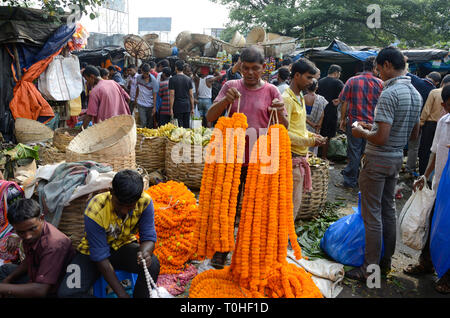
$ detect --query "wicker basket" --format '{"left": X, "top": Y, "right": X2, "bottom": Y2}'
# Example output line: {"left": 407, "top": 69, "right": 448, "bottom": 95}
{"left": 135, "top": 135, "right": 166, "bottom": 172}
{"left": 65, "top": 115, "right": 137, "bottom": 171}
{"left": 191, "top": 33, "right": 212, "bottom": 46}
{"left": 246, "top": 27, "right": 266, "bottom": 44}
{"left": 175, "top": 31, "right": 192, "bottom": 50}
{"left": 143, "top": 33, "right": 159, "bottom": 46}
{"left": 15, "top": 118, "right": 54, "bottom": 144}
{"left": 39, "top": 146, "right": 66, "bottom": 165}
{"left": 53, "top": 128, "right": 81, "bottom": 152}
{"left": 153, "top": 42, "right": 173, "bottom": 58}
{"left": 58, "top": 189, "right": 108, "bottom": 248}
{"left": 297, "top": 160, "right": 330, "bottom": 220}
{"left": 165, "top": 140, "right": 205, "bottom": 190}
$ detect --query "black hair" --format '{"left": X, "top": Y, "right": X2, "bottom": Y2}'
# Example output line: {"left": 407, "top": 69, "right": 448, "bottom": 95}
{"left": 232, "top": 54, "right": 240, "bottom": 64}
{"left": 7, "top": 199, "right": 41, "bottom": 225}
{"left": 328, "top": 64, "right": 342, "bottom": 75}
{"left": 100, "top": 68, "right": 109, "bottom": 78}
{"left": 162, "top": 67, "right": 172, "bottom": 77}
{"left": 427, "top": 71, "right": 442, "bottom": 85}
{"left": 141, "top": 63, "right": 151, "bottom": 73}
{"left": 290, "top": 58, "right": 318, "bottom": 78}
{"left": 83, "top": 65, "right": 101, "bottom": 77}
{"left": 128, "top": 64, "right": 137, "bottom": 70}
{"left": 111, "top": 170, "right": 144, "bottom": 204}
{"left": 240, "top": 46, "right": 265, "bottom": 64}
{"left": 307, "top": 78, "right": 318, "bottom": 92}
{"left": 375, "top": 46, "right": 406, "bottom": 71}
{"left": 222, "top": 63, "right": 230, "bottom": 70}
{"left": 281, "top": 57, "right": 292, "bottom": 66}
{"left": 441, "top": 74, "right": 450, "bottom": 86}
{"left": 442, "top": 85, "right": 450, "bottom": 103}
{"left": 149, "top": 61, "right": 156, "bottom": 69}
{"left": 157, "top": 59, "right": 170, "bottom": 68}
{"left": 108, "top": 65, "right": 116, "bottom": 71}
{"left": 81, "top": 62, "right": 88, "bottom": 69}
{"left": 278, "top": 67, "right": 290, "bottom": 81}
{"left": 175, "top": 60, "right": 185, "bottom": 71}
{"left": 363, "top": 56, "right": 377, "bottom": 72}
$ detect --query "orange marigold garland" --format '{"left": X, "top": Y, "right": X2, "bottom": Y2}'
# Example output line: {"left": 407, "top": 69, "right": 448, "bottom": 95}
{"left": 190, "top": 121, "right": 322, "bottom": 298}
{"left": 145, "top": 181, "right": 199, "bottom": 274}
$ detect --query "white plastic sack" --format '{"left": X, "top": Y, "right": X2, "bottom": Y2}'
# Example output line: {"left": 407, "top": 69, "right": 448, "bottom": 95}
{"left": 39, "top": 54, "right": 83, "bottom": 101}
{"left": 399, "top": 180, "right": 436, "bottom": 250}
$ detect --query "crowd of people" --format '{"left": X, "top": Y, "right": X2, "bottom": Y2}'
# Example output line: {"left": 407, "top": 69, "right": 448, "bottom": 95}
{"left": 0, "top": 45, "right": 449, "bottom": 298}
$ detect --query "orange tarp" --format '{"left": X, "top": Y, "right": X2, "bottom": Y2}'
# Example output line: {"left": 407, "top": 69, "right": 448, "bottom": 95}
{"left": 9, "top": 49, "right": 62, "bottom": 121}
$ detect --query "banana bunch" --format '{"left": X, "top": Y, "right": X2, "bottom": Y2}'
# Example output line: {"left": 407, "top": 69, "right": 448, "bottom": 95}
{"left": 137, "top": 123, "right": 177, "bottom": 138}
{"left": 157, "top": 123, "right": 177, "bottom": 138}
{"left": 137, "top": 128, "right": 159, "bottom": 137}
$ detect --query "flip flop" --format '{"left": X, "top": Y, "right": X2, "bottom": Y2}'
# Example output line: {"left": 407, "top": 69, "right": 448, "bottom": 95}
{"left": 403, "top": 263, "right": 434, "bottom": 276}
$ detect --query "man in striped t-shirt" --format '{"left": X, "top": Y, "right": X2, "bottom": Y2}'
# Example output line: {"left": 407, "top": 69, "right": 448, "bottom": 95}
{"left": 346, "top": 47, "right": 422, "bottom": 282}
{"left": 158, "top": 67, "right": 172, "bottom": 126}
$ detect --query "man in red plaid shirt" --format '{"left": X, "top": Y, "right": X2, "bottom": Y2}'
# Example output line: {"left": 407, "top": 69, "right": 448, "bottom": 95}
{"left": 338, "top": 56, "right": 384, "bottom": 189}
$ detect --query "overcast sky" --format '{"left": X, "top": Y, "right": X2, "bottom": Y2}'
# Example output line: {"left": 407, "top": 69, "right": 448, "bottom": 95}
{"left": 81, "top": 0, "right": 231, "bottom": 41}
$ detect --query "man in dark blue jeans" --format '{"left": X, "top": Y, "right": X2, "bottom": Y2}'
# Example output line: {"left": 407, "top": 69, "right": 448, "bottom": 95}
{"left": 338, "top": 57, "right": 384, "bottom": 189}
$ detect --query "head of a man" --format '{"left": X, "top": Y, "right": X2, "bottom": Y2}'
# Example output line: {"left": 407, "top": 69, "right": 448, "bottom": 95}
{"left": 307, "top": 78, "right": 318, "bottom": 93}
{"left": 8, "top": 199, "right": 44, "bottom": 246}
{"left": 141, "top": 63, "right": 151, "bottom": 79}
{"left": 442, "top": 84, "right": 450, "bottom": 114}
{"left": 375, "top": 47, "right": 406, "bottom": 82}
{"left": 281, "top": 57, "right": 293, "bottom": 70}
{"left": 427, "top": 71, "right": 442, "bottom": 87}
{"left": 83, "top": 65, "right": 101, "bottom": 87}
{"left": 290, "top": 58, "right": 318, "bottom": 92}
{"left": 277, "top": 67, "right": 290, "bottom": 84}
{"left": 127, "top": 65, "right": 137, "bottom": 77}
{"left": 175, "top": 60, "right": 185, "bottom": 73}
{"left": 110, "top": 170, "right": 144, "bottom": 219}
{"left": 363, "top": 56, "right": 377, "bottom": 73}
{"left": 328, "top": 64, "right": 342, "bottom": 78}
{"left": 161, "top": 67, "right": 172, "bottom": 81}
{"left": 183, "top": 64, "right": 193, "bottom": 77}
{"left": 149, "top": 61, "right": 156, "bottom": 71}
{"left": 108, "top": 65, "right": 117, "bottom": 77}
{"left": 157, "top": 59, "right": 170, "bottom": 72}
{"left": 441, "top": 74, "right": 450, "bottom": 88}
{"left": 240, "top": 47, "right": 266, "bottom": 88}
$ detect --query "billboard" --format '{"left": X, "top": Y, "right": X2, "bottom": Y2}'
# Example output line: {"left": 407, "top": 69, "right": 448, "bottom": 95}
{"left": 138, "top": 17, "right": 172, "bottom": 32}
{"left": 105, "top": 0, "right": 127, "bottom": 12}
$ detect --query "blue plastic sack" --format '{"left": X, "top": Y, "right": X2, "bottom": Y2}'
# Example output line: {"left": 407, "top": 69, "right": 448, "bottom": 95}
{"left": 430, "top": 151, "right": 450, "bottom": 279}
{"left": 320, "top": 193, "right": 383, "bottom": 267}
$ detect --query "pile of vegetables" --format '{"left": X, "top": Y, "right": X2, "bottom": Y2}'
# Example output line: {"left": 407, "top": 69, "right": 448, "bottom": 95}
{"left": 189, "top": 122, "right": 323, "bottom": 298}
{"left": 193, "top": 113, "right": 248, "bottom": 259}
{"left": 168, "top": 127, "right": 213, "bottom": 146}
{"left": 145, "top": 181, "right": 199, "bottom": 274}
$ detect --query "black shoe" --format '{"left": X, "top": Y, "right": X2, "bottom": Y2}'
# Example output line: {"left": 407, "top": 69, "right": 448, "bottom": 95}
{"left": 345, "top": 267, "right": 367, "bottom": 283}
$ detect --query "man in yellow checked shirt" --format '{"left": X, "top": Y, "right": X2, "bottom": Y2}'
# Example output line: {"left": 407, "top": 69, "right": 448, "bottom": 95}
{"left": 58, "top": 170, "right": 160, "bottom": 298}
{"left": 282, "top": 59, "right": 327, "bottom": 222}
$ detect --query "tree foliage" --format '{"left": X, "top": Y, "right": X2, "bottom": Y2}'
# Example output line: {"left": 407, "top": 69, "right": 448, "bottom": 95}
{"left": 211, "top": 0, "right": 450, "bottom": 48}
{"left": 1, "top": 0, "right": 106, "bottom": 20}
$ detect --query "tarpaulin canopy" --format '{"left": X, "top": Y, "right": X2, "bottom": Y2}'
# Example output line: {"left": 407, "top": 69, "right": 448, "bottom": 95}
{"left": 72, "top": 46, "right": 126, "bottom": 66}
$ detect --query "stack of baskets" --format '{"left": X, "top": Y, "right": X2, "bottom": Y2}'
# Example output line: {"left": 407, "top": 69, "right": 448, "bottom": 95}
{"left": 39, "top": 128, "right": 82, "bottom": 166}
{"left": 14, "top": 118, "right": 54, "bottom": 144}
{"left": 65, "top": 115, "right": 137, "bottom": 171}
{"left": 165, "top": 140, "right": 205, "bottom": 190}
{"left": 135, "top": 134, "right": 166, "bottom": 172}
{"left": 297, "top": 156, "right": 330, "bottom": 220}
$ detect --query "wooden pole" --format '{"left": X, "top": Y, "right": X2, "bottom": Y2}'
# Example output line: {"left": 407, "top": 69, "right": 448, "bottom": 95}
{"left": 12, "top": 44, "right": 22, "bottom": 81}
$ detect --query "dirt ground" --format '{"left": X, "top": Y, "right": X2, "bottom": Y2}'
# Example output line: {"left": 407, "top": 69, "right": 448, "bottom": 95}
{"left": 327, "top": 161, "right": 449, "bottom": 298}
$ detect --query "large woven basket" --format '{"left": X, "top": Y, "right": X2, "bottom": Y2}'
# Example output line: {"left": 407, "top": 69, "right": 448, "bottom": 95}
{"left": 165, "top": 140, "right": 204, "bottom": 190}
{"left": 135, "top": 135, "right": 166, "bottom": 172}
{"left": 38, "top": 145, "right": 66, "bottom": 165}
{"left": 53, "top": 127, "right": 81, "bottom": 152}
{"left": 297, "top": 159, "right": 330, "bottom": 220}
{"left": 66, "top": 115, "right": 137, "bottom": 171}
{"left": 175, "top": 31, "right": 192, "bottom": 50}
{"left": 15, "top": 118, "right": 54, "bottom": 144}
{"left": 153, "top": 42, "right": 173, "bottom": 58}
{"left": 191, "top": 33, "right": 212, "bottom": 46}
{"left": 58, "top": 189, "right": 108, "bottom": 249}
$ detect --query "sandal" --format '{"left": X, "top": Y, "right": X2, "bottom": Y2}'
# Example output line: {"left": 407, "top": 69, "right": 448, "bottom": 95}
{"left": 403, "top": 263, "right": 434, "bottom": 276}
{"left": 435, "top": 281, "right": 450, "bottom": 294}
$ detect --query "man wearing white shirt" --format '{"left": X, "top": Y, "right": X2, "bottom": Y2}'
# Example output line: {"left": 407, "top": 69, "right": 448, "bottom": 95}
{"left": 404, "top": 85, "right": 450, "bottom": 294}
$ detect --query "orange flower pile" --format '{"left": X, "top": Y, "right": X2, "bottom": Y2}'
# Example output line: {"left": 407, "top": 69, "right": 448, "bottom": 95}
{"left": 193, "top": 113, "right": 248, "bottom": 259}
{"left": 189, "top": 124, "right": 323, "bottom": 298}
{"left": 145, "top": 181, "right": 199, "bottom": 274}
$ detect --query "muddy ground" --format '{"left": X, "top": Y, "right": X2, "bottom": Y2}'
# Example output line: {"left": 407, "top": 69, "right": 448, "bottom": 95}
{"left": 327, "top": 161, "right": 449, "bottom": 298}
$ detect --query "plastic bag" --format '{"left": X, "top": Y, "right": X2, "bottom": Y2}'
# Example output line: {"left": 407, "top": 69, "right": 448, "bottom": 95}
{"left": 430, "top": 153, "right": 450, "bottom": 279}
{"left": 327, "top": 134, "right": 347, "bottom": 161}
{"left": 38, "top": 55, "right": 83, "bottom": 101}
{"left": 320, "top": 193, "right": 383, "bottom": 267}
{"left": 398, "top": 178, "right": 435, "bottom": 250}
